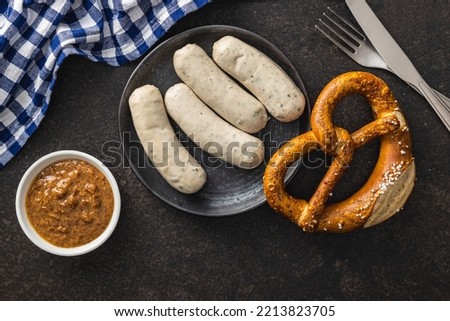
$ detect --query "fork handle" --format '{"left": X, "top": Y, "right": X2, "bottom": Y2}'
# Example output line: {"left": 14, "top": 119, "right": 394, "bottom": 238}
{"left": 416, "top": 81, "right": 450, "bottom": 132}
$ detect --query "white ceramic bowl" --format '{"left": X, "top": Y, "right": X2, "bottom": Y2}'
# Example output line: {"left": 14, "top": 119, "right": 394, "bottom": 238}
{"left": 15, "top": 150, "right": 121, "bottom": 256}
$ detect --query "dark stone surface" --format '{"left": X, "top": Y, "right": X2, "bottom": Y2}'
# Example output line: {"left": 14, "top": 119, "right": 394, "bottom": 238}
{"left": 1, "top": 0, "right": 449, "bottom": 300}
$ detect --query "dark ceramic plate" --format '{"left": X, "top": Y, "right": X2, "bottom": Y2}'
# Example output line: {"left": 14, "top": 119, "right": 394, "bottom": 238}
{"left": 118, "top": 25, "right": 310, "bottom": 216}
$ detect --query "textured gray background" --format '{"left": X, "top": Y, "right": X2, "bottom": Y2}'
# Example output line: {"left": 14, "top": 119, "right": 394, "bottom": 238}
{"left": 1, "top": 0, "right": 449, "bottom": 300}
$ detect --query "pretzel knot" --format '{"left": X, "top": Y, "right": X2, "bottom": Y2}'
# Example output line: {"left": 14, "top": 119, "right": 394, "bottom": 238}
{"left": 264, "top": 72, "right": 415, "bottom": 233}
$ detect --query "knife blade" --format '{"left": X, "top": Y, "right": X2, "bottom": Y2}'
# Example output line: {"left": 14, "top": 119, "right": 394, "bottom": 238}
{"left": 345, "top": 0, "right": 450, "bottom": 132}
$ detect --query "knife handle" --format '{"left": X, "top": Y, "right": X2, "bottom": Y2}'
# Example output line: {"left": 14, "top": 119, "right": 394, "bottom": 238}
{"left": 417, "top": 81, "right": 450, "bottom": 132}
{"left": 432, "top": 90, "right": 450, "bottom": 109}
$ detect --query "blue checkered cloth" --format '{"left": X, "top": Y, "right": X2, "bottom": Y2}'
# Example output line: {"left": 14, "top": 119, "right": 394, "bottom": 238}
{"left": 0, "top": 0, "right": 210, "bottom": 169}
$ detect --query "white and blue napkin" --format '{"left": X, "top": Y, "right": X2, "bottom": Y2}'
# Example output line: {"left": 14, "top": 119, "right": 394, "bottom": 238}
{"left": 0, "top": 0, "right": 210, "bottom": 168}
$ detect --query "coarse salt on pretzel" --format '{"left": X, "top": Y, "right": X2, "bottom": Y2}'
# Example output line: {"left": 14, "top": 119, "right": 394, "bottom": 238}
{"left": 264, "top": 71, "right": 415, "bottom": 233}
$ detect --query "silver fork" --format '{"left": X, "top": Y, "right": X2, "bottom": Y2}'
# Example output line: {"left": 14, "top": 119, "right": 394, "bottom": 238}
{"left": 315, "top": 7, "right": 450, "bottom": 107}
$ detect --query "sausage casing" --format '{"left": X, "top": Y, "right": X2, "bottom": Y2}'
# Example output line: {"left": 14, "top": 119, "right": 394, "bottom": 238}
{"left": 173, "top": 43, "right": 268, "bottom": 134}
{"left": 165, "top": 83, "right": 265, "bottom": 169}
{"left": 129, "top": 85, "right": 206, "bottom": 194}
{"left": 213, "top": 35, "right": 305, "bottom": 122}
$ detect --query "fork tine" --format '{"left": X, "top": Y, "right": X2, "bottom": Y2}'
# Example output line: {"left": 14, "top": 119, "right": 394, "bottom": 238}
{"left": 315, "top": 22, "right": 355, "bottom": 57}
{"left": 320, "top": 15, "right": 358, "bottom": 51}
{"left": 325, "top": 7, "right": 366, "bottom": 43}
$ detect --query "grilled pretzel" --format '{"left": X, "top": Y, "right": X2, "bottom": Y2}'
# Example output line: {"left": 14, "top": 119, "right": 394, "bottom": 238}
{"left": 264, "top": 72, "right": 415, "bottom": 233}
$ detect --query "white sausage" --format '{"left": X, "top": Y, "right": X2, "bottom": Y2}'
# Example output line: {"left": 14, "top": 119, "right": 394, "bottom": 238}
{"left": 128, "top": 85, "right": 206, "bottom": 194}
{"left": 173, "top": 43, "right": 268, "bottom": 134}
{"left": 212, "top": 35, "right": 305, "bottom": 122}
{"left": 164, "top": 83, "right": 265, "bottom": 169}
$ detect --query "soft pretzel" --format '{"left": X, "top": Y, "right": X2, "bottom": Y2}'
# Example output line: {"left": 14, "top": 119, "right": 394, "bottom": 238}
{"left": 263, "top": 71, "right": 415, "bottom": 233}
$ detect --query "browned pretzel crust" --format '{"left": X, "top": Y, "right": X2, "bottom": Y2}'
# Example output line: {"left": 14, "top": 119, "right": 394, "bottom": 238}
{"left": 264, "top": 72, "right": 415, "bottom": 233}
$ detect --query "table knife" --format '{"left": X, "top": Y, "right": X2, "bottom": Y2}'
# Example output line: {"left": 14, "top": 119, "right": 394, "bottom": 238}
{"left": 345, "top": 0, "right": 450, "bottom": 132}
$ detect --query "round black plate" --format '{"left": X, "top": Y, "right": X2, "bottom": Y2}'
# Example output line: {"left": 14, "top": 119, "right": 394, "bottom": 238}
{"left": 118, "top": 25, "right": 310, "bottom": 216}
